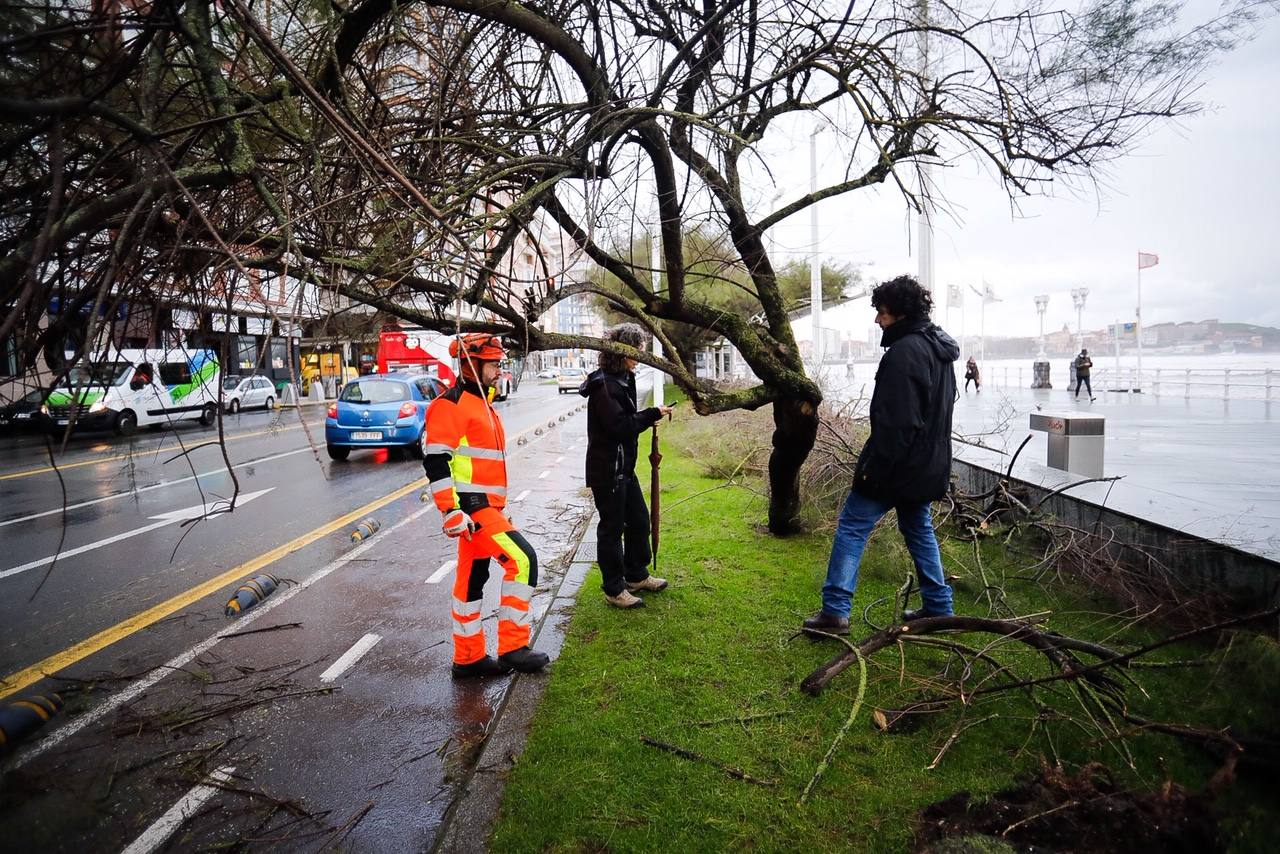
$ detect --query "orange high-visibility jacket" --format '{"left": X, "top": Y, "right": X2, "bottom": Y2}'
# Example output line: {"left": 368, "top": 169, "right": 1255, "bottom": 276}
{"left": 423, "top": 380, "right": 508, "bottom": 513}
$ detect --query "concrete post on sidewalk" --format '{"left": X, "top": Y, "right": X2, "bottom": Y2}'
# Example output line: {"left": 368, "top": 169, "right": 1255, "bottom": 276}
{"left": 1030, "top": 412, "right": 1105, "bottom": 477}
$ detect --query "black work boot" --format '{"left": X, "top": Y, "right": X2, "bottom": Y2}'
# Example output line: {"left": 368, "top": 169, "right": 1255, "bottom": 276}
{"left": 499, "top": 646, "right": 550, "bottom": 673}
{"left": 802, "top": 611, "right": 850, "bottom": 635}
{"left": 451, "top": 656, "right": 513, "bottom": 680}
{"left": 901, "top": 608, "right": 953, "bottom": 622}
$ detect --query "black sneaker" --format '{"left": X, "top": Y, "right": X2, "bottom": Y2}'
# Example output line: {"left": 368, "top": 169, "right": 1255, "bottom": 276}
{"left": 498, "top": 646, "right": 550, "bottom": 673}
{"left": 802, "top": 611, "right": 850, "bottom": 635}
{"left": 451, "top": 656, "right": 514, "bottom": 680}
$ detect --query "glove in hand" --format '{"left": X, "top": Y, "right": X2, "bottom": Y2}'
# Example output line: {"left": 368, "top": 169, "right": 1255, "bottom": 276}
{"left": 443, "top": 509, "right": 478, "bottom": 539}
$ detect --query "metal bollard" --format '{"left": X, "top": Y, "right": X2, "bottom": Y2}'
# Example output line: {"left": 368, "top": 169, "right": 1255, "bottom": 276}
{"left": 225, "top": 574, "right": 281, "bottom": 616}
{"left": 350, "top": 517, "right": 381, "bottom": 542}
{"left": 0, "top": 693, "right": 63, "bottom": 749}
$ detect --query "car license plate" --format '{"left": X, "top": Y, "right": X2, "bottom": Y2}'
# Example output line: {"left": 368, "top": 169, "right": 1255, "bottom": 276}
{"left": 351, "top": 431, "right": 381, "bottom": 440}
{"left": 57, "top": 419, "right": 69, "bottom": 426}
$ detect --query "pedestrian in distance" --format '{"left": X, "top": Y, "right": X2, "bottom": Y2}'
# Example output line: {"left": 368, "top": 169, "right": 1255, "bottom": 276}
{"left": 963, "top": 356, "right": 981, "bottom": 393}
{"left": 803, "top": 275, "right": 958, "bottom": 636}
{"left": 423, "top": 333, "right": 550, "bottom": 679}
{"left": 1074, "top": 348, "right": 1095, "bottom": 401}
{"left": 579, "top": 323, "right": 674, "bottom": 609}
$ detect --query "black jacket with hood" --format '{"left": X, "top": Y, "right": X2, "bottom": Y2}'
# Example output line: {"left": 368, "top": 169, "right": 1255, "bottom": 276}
{"left": 854, "top": 318, "right": 960, "bottom": 505}
{"left": 578, "top": 369, "right": 662, "bottom": 490}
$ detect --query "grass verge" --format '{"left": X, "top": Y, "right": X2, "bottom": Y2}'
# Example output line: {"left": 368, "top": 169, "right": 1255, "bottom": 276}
{"left": 492, "top": 404, "right": 1279, "bottom": 852}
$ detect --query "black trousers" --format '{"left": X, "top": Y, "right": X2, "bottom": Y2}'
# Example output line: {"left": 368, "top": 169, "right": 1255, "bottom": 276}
{"left": 1075, "top": 375, "right": 1092, "bottom": 397}
{"left": 591, "top": 473, "right": 652, "bottom": 595}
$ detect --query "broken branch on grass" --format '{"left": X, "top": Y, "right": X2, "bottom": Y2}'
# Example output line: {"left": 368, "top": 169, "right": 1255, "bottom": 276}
{"left": 640, "top": 737, "right": 776, "bottom": 787}
{"left": 800, "top": 639, "right": 868, "bottom": 804}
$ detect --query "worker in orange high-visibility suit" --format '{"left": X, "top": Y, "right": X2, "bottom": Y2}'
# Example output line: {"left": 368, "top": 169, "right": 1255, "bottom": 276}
{"left": 423, "top": 333, "right": 550, "bottom": 679}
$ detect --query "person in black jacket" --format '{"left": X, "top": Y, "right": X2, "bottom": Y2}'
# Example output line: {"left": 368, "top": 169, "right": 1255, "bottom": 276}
{"left": 804, "top": 276, "right": 958, "bottom": 635}
{"left": 579, "top": 323, "right": 675, "bottom": 608}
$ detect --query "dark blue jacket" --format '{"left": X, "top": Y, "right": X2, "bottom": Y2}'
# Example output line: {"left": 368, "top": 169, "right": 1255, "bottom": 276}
{"left": 579, "top": 369, "right": 662, "bottom": 489}
{"left": 854, "top": 319, "right": 960, "bottom": 505}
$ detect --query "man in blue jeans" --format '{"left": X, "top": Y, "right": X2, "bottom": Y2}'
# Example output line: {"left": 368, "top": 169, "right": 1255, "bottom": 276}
{"left": 804, "top": 276, "right": 959, "bottom": 635}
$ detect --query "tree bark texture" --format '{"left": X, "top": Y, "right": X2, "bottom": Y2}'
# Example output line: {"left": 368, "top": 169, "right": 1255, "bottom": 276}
{"left": 767, "top": 396, "right": 820, "bottom": 535}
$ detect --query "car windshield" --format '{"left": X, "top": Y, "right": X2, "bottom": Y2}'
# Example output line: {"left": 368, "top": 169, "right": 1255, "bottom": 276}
{"left": 222, "top": 376, "right": 244, "bottom": 391}
{"left": 340, "top": 380, "right": 408, "bottom": 404}
{"left": 64, "top": 361, "right": 130, "bottom": 387}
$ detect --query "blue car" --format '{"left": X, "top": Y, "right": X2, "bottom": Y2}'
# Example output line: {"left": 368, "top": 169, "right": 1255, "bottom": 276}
{"left": 325, "top": 373, "right": 446, "bottom": 461}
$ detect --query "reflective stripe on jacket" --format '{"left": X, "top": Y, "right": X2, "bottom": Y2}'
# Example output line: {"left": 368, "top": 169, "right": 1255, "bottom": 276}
{"left": 423, "top": 380, "right": 508, "bottom": 512}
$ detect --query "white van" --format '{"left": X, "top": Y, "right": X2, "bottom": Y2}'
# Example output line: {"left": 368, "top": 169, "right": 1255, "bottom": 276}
{"left": 41, "top": 348, "right": 221, "bottom": 436}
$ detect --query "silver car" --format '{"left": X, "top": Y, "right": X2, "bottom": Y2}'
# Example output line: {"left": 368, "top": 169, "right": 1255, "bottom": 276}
{"left": 556, "top": 368, "right": 586, "bottom": 394}
{"left": 222, "top": 375, "right": 277, "bottom": 413}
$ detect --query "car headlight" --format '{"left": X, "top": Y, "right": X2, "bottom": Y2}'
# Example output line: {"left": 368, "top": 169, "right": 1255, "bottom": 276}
{"left": 89, "top": 400, "right": 107, "bottom": 413}
{"left": 40, "top": 404, "right": 49, "bottom": 415}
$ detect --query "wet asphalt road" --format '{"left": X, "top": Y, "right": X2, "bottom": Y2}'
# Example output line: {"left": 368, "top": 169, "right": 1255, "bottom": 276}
{"left": 0, "top": 382, "right": 595, "bottom": 851}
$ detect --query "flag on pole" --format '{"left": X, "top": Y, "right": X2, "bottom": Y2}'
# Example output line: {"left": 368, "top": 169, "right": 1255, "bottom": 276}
{"left": 969, "top": 282, "right": 1001, "bottom": 303}
{"left": 1138, "top": 251, "right": 1159, "bottom": 270}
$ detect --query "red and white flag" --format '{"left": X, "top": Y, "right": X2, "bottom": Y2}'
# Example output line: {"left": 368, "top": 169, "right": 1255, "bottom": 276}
{"left": 1138, "top": 251, "right": 1159, "bottom": 270}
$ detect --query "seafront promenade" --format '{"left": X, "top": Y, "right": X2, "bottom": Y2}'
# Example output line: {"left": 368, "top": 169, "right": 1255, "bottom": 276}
{"left": 830, "top": 366, "right": 1280, "bottom": 563}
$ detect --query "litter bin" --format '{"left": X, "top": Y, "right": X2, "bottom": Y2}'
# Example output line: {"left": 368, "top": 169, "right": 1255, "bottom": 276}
{"left": 1029, "top": 412, "right": 1104, "bottom": 477}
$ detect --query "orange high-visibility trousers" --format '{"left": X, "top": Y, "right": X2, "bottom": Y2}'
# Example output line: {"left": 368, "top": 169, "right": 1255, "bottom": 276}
{"left": 449, "top": 507, "right": 538, "bottom": 665}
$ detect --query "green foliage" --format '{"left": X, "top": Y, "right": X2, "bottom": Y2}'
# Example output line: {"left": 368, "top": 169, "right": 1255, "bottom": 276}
{"left": 590, "top": 229, "right": 858, "bottom": 367}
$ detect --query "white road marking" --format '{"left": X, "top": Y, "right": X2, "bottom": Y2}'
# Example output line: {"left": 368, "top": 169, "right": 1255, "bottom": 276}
{"left": 319, "top": 633, "right": 382, "bottom": 682}
{"left": 5, "top": 503, "right": 437, "bottom": 770}
{"left": 513, "top": 489, "right": 531, "bottom": 503}
{"left": 0, "top": 447, "right": 311, "bottom": 529}
{"left": 0, "top": 489, "right": 275, "bottom": 581}
{"left": 538, "top": 470, "right": 549, "bottom": 479}
{"left": 121, "top": 765, "right": 236, "bottom": 854}
{"left": 426, "top": 561, "right": 453, "bottom": 584}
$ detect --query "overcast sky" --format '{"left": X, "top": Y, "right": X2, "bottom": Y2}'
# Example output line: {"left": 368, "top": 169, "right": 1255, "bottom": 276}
{"left": 760, "top": 5, "right": 1280, "bottom": 340}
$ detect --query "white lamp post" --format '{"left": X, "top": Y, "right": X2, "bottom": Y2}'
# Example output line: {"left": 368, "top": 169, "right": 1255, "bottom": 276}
{"left": 1034, "top": 295, "right": 1049, "bottom": 359}
{"left": 1071, "top": 287, "right": 1089, "bottom": 351}
{"left": 1032, "top": 294, "right": 1051, "bottom": 389}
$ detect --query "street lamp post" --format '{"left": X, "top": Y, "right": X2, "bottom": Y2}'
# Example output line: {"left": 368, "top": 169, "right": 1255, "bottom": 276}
{"left": 1070, "top": 287, "right": 1089, "bottom": 392}
{"left": 1032, "top": 294, "right": 1051, "bottom": 388}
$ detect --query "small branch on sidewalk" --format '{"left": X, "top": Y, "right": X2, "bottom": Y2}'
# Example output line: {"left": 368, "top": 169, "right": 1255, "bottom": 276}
{"left": 640, "top": 737, "right": 776, "bottom": 787}
{"left": 218, "top": 622, "right": 303, "bottom": 639}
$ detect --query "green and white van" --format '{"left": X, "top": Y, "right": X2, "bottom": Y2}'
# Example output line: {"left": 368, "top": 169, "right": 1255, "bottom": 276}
{"left": 41, "top": 348, "right": 221, "bottom": 436}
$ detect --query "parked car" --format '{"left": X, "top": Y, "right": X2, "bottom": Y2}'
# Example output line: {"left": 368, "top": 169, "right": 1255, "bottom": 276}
{"left": 324, "top": 373, "right": 445, "bottom": 461}
{"left": 221, "top": 374, "right": 277, "bottom": 413}
{"left": 536, "top": 368, "right": 558, "bottom": 379}
{"left": 0, "top": 389, "right": 45, "bottom": 433}
{"left": 556, "top": 368, "right": 586, "bottom": 394}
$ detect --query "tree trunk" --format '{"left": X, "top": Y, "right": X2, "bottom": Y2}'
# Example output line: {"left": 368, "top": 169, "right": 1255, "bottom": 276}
{"left": 766, "top": 395, "right": 819, "bottom": 535}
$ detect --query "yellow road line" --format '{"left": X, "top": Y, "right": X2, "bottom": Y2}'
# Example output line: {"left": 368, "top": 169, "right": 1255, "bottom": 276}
{"left": 0, "top": 410, "right": 572, "bottom": 699}
{"left": 0, "top": 476, "right": 427, "bottom": 699}
{"left": 0, "top": 422, "right": 308, "bottom": 482}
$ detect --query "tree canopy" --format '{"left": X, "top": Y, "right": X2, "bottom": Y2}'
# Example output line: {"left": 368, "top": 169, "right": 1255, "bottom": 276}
{"left": 1, "top": 0, "right": 1268, "bottom": 529}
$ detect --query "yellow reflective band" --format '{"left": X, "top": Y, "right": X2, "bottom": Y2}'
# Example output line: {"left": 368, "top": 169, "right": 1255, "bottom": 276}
{"left": 492, "top": 537, "right": 532, "bottom": 586}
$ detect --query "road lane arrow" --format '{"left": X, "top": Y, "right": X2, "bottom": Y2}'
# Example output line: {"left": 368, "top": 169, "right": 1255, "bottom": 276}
{"left": 0, "top": 489, "right": 275, "bottom": 581}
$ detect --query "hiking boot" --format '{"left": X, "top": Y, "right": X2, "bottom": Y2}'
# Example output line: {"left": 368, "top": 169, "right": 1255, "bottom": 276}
{"left": 901, "top": 608, "right": 954, "bottom": 623}
{"left": 499, "top": 646, "right": 550, "bottom": 673}
{"left": 802, "top": 611, "right": 850, "bottom": 635}
{"left": 451, "top": 656, "right": 513, "bottom": 680}
{"left": 626, "top": 576, "right": 668, "bottom": 593}
{"left": 605, "top": 590, "right": 646, "bottom": 609}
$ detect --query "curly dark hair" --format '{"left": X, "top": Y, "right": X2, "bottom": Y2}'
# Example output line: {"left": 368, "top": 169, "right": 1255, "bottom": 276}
{"left": 599, "top": 323, "right": 648, "bottom": 373}
{"left": 870, "top": 275, "right": 933, "bottom": 321}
